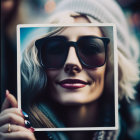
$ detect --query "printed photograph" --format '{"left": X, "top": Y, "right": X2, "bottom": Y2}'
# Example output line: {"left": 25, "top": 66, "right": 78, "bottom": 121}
{"left": 17, "top": 24, "right": 118, "bottom": 130}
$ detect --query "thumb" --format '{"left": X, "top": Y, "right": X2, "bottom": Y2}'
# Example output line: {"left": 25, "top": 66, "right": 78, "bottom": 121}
{"left": 1, "top": 90, "right": 18, "bottom": 111}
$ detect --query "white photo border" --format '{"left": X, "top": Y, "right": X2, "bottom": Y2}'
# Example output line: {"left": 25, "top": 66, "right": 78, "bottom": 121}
{"left": 17, "top": 23, "right": 118, "bottom": 131}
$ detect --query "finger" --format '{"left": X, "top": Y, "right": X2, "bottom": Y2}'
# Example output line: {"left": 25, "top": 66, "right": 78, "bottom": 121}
{"left": 1, "top": 90, "right": 18, "bottom": 111}
{"left": 0, "top": 131, "right": 36, "bottom": 140}
{"left": 0, "top": 108, "right": 23, "bottom": 118}
{"left": 0, "top": 113, "right": 24, "bottom": 126}
{"left": 6, "top": 90, "right": 18, "bottom": 108}
{"left": 0, "top": 124, "right": 34, "bottom": 133}
{"left": 0, "top": 124, "right": 27, "bottom": 133}
{"left": 0, "top": 124, "right": 34, "bottom": 134}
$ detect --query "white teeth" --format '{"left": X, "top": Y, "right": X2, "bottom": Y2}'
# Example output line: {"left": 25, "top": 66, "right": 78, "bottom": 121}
{"left": 64, "top": 83, "right": 84, "bottom": 86}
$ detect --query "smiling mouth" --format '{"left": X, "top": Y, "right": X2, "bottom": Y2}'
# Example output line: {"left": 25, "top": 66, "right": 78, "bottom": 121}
{"left": 57, "top": 79, "right": 89, "bottom": 89}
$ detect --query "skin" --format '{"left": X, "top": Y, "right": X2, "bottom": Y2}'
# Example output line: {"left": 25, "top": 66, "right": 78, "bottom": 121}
{"left": 47, "top": 17, "right": 106, "bottom": 104}
{"left": 0, "top": 90, "right": 36, "bottom": 140}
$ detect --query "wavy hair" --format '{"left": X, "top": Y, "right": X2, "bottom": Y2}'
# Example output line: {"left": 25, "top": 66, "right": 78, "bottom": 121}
{"left": 21, "top": 12, "right": 139, "bottom": 127}
{"left": 21, "top": 12, "right": 139, "bottom": 101}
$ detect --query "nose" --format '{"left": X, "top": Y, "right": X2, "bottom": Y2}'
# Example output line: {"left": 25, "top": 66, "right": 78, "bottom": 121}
{"left": 64, "top": 47, "right": 82, "bottom": 74}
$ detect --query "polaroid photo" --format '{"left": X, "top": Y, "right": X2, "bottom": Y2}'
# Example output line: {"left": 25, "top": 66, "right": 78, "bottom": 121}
{"left": 17, "top": 24, "right": 118, "bottom": 131}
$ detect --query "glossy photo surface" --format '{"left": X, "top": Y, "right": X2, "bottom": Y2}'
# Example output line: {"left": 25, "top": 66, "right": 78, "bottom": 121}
{"left": 17, "top": 24, "right": 118, "bottom": 131}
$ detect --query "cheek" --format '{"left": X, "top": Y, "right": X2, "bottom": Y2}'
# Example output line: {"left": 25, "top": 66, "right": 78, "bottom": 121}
{"left": 87, "top": 66, "right": 106, "bottom": 82}
{"left": 46, "top": 70, "right": 60, "bottom": 80}
{"left": 86, "top": 65, "right": 106, "bottom": 97}
{"left": 46, "top": 70, "right": 60, "bottom": 90}
{"left": 46, "top": 70, "right": 60, "bottom": 94}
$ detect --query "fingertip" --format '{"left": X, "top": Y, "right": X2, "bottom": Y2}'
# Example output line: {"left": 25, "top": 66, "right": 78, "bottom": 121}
{"left": 5, "top": 90, "right": 18, "bottom": 108}
{"left": 1, "top": 90, "right": 17, "bottom": 110}
{"left": 5, "top": 90, "right": 12, "bottom": 100}
{"left": 6, "top": 89, "right": 10, "bottom": 97}
{"left": 22, "top": 111, "right": 29, "bottom": 119}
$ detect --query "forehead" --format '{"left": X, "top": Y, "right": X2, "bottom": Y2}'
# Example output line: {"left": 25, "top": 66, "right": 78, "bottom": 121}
{"left": 57, "top": 26, "right": 103, "bottom": 39}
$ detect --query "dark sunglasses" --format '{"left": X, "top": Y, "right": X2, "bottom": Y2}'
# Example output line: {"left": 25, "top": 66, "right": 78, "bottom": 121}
{"left": 35, "top": 35, "right": 110, "bottom": 69}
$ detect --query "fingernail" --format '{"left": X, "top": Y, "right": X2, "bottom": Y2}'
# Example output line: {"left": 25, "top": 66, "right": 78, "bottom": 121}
{"left": 21, "top": 110, "right": 29, "bottom": 120}
{"left": 6, "top": 90, "right": 9, "bottom": 97}
{"left": 28, "top": 127, "right": 35, "bottom": 133}
{"left": 24, "top": 120, "right": 31, "bottom": 128}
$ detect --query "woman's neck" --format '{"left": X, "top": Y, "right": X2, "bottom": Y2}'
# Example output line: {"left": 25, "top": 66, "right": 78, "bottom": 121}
{"left": 56, "top": 101, "right": 99, "bottom": 127}
{"left": 58, "top": 102, "right": 99, "bottom": 140}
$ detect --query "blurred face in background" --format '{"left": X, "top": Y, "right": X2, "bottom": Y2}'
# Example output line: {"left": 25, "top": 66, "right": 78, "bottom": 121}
{"left": 46, "top": 17, "right": 106, "bottom": 104}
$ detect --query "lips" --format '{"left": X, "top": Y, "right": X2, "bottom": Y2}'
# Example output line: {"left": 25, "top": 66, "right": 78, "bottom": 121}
{"left": 57, "top": 79, "right": 89, "bottom": 89}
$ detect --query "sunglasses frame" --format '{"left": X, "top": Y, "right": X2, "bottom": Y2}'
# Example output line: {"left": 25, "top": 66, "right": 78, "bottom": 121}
{"left": 35, "top": 35, "right": 110, "bottom": 69}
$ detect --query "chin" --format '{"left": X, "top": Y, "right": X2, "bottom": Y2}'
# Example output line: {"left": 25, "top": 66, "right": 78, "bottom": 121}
{"left": 50, "top": 87, "right": 103, "bottom": 105}
{"left": 54, "top": 96, "right": 98, "bottom": 105}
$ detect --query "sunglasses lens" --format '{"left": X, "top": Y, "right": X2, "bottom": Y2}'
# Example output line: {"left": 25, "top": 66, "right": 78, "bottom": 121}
{"left": 40, "top": 37, "right": 68, "bottom": 68}
{"left": 36, "top": 36, "right": 108, "bottom": 69}
{"left": 77, "top": 37, "right": 106, "bottom": 68}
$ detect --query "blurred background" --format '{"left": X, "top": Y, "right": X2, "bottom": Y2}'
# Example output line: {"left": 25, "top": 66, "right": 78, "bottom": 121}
{"left": 1, "top": 0, "right": 140, "bottom": 139}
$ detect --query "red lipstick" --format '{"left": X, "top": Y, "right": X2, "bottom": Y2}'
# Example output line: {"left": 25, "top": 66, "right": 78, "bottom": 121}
{"left": 58, "top": 79, "right": 88, "bottom": 89}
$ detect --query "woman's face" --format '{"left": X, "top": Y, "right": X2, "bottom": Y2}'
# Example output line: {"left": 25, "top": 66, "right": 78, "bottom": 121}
{"left": 46, "top": 17, "right": 106, "bottom": 104}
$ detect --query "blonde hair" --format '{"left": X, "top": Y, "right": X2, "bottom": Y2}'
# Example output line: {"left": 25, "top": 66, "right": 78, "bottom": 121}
{"left": 47, "top": 11, "right": 139, "bottom": 101}
{"left": 22, "top": 12, "right": 139, "bottom": 101}
{"left": 21, "top": 12, "right": 139, "bottom": 128}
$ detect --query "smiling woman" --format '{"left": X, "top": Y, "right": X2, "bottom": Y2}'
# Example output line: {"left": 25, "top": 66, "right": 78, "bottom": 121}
{"left": 20, "top": 20, "right": 115, "bottom": 130}
{"left": 45, "top": 26, "right": 108, "bottom": 104}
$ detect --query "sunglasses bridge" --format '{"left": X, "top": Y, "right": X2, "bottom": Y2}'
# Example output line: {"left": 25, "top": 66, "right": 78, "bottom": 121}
{"left": 66, "top": 41, "right": 78, "bottom": 49}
